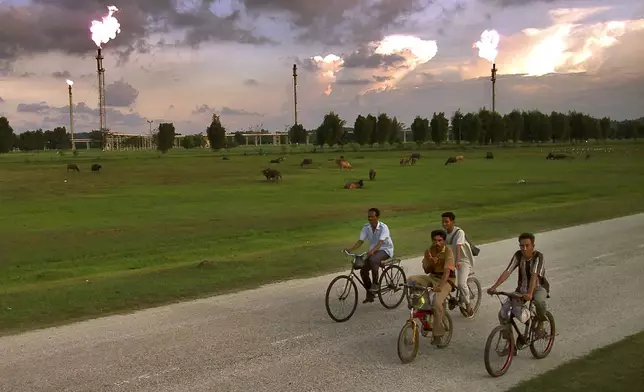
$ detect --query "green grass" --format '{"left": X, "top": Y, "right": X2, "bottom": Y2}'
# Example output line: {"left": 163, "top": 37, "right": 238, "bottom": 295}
{"left": 506, "top": 330, "right": 644, "bottom": 391}
{"left": 1, "top": 142, "right": 643, "bottom": 335}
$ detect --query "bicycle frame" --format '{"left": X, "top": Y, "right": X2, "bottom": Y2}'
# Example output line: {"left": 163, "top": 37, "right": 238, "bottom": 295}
{"left": 493, "top": 292, "right": 537, "bottom": 347}
{"left": 342, "top": 250, "right": 402, "bottom": 291}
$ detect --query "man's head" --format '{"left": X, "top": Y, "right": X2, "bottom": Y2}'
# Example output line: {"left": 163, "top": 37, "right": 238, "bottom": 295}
{"left": 431, "top": 229, "right": 447, "bottom": 248}
{"left": 518, "top": 232, "right": 536, "bottom": 258}
{"left": 441, "top": 211, "right": 456, "bottom": 232}
{"left": 367, "top": 207, "right": 380, "bottom": 226}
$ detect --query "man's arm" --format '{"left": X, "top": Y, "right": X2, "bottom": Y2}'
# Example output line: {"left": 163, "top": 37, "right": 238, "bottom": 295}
{"left": 454, "top": 230, "right": 464, "bottom": 268}
{"left": 345, "top": 227, "right": 366, "bottom": 251}
{"left": 422, "top": 250, "right": 433, "bottom": 274}
{"left": 488, "top": 254, "right": 519, "bottom": 293}
{"left": 436, "top": 248, "right": 454, "bottom": 291}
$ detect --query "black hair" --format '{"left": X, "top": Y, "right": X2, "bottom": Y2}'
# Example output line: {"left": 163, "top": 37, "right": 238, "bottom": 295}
{"left": 368, "top": 207, "right": 380, "bottom": 217}
{"left": 441, "top": 211, "right": 456, "bottom": 221}
{"left": 431, "top": 229, "right": 447, "bottom": 240}
{"left": 518, "top": 232, "right": 535, "bottom": 244}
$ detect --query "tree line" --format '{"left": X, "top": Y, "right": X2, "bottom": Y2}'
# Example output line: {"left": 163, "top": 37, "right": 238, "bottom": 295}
{"left": 1, "top": 108, "right": 642, "bottom": 154}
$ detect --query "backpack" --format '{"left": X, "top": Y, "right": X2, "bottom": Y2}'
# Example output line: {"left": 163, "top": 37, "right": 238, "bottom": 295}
{"left": 450, "top": 228, "right": 480, "bottom": 257}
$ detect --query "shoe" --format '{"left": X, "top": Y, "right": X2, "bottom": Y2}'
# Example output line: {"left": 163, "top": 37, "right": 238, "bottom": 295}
{"left": 362, "top": 293, "right": 375, "bottom": 303}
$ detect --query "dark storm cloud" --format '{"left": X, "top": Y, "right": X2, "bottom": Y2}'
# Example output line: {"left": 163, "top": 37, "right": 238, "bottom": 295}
{"left": 17, "top": 102, "right": 51, "bottom": 113}
{"left": 342, "top": 48, "right": 407, "bottom": 69}
{"left": 52, "top": 71, "right": 72, "bottom": 79}
{"left": 104, "top": 81, "right": 139, "bottom": 107}
{"left": 192, "top": 104, "right": 263, "bottom": 116}
{"left": 241, "top": 0, "right": 429, "bottom": 45}
{"left": 244, "top": 78, "right": 259, "bottom": 86}
{"left": 0, "top": 0, "right": 271, "bottom": 65}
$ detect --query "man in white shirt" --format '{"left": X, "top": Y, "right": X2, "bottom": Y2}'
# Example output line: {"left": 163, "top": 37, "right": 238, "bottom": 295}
{"left": 344, "top": 207, "right": 395, "bottom": 303}
{"left": 441, "top": 211, "right": 474, "bottom": 316}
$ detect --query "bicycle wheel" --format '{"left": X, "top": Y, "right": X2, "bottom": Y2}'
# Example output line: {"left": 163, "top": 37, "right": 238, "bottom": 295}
{"left": 529, "top": 311, "right": 556, "bottom": 359}
{"left": 378, "top": 264, "right": 407, "bottom": 309}
{"left": 397, "top": 320, "right": 420, "bottom": 364}
{"left": 435, "top": 311, "right": 454, "bottom": 349}
{"left": 484, "top": 325, "right": 515, "bottom": 377}
{"left": 459, "top": 277, "right": 482, "bottom": 318}
{"left": 325, "top": 275, "right": 358, "bottom": 323}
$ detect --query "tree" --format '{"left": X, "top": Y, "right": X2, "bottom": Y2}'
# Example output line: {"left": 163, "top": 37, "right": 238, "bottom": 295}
{"left": 451, "top": 110, "right": 464, "bottom": 144}
{"left": 549, "top": 111, "right": 568, "bottom": 142}
{"left": 430, "top": 112, "right": 448, "bottom": 145}
{"left": 288, "top": 123, "right": 307, "bottom": 144}
{"left": 317, "top": 111, "right": 346, "bottom": 146}
{"left": 462, "top": 112, "right": 481, "bottom": 144}
{"left": 156, "top": 122, "right": 176, "bottom": 152}
{"left": 599, "top": 117, "right": 611, "bottom": 140}
{"left": 375, "top": 113, "right": 392, "bottom": 146}
{"left": 206, "top": 114, "right": 226, "bottom": 150}
{"left": 232, "top": 132, "right": 245, "bottom": 146}
{"left": 504, "top": 110, "right": 524, "bottom": 143}
{"left": 365, "top": 114, "right": 377, "bottom": 145}
{"left": 0, "top": 116, "right": 15, "bottom": 153}
{"left": 353, "top": 115, "right": 371, "bottom": 145}
{"left": 390, "top": 117, "right": 403, "bottom": 144}
{"left": 410, "top": 116, "right": 430, "bottom": 146}
{"left": 489, "top": 111, "right": 505, "bottom": 144}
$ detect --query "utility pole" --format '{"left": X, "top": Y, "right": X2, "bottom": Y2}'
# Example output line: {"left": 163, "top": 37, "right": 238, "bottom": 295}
{"left": 292, "top": 64, "right": 298, "bottom": 126}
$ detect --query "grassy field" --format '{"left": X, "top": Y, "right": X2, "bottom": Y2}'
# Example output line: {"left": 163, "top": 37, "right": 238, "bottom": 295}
{"left": 1, "top": 142, "right": 643, "bottom": 335}
{"left": 505, "top": 330, "right": 644, "bottom": 391}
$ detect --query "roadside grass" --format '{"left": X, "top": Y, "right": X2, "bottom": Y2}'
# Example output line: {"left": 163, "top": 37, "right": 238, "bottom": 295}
{"left": 506, "top": 330, "right": 644, "bottom": 391}
{"left": 1, "top": 143, "right": 643, "bottom": 335}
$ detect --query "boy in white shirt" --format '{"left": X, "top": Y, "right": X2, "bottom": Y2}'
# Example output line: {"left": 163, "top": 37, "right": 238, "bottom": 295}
{"left": 441, "top": 211, "right": 474, "bottom": 316}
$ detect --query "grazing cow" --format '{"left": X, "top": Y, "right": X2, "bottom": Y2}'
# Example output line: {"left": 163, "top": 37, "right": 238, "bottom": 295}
{"left": 585, "top": 153, "right": 591, "bottom": 160}
{"left": 91, "top": 163, "right": 102, "bottom": 173}
{"left": 411, "top": 157, "right": 417, "bottom": 165}
{"left": 411, "top": 153, "right": 421, "bottom": 159}
{"left": 455, "top": 155, "right": 464, "bottom": 161}
{"left": 66, "top": 163, "right": 80, "bottom": 172}
{"left": 546, "top": 152, "right": 573, "bottom": 160}
{"left": 300, "top": 158, "right": 313, "bottom": 168}
{"left": 344, "top": 179, "right": 364, "bottom": 189}
{"left": 222, "top": 156, "right": 230, "bottom": 160}
{"left": 444, "top": 156, "right": 457, "bottom": 165}
{"left": 339, "top": 160, "right": 352, "bottom": 170}
{"left": 369, "top": 168, "right": 376, "bottom": 180}
{"left": 270, "top": 157, "right": 286, "bottom": 164}
{"left": 261, "top": 168, "right": 282, "bottom": 181}
{"left": 400, "top": 157, "right": 411, "bottom": 165}
{"left": 485, "top": 152, "right": 494, "bottom": 159}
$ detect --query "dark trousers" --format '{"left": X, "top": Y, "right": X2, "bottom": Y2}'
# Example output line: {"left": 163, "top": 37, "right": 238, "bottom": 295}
{"left": 360, "top": 250, "right": 389, "bottom": 292}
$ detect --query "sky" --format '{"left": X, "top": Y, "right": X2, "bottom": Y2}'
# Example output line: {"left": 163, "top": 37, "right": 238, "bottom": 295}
{"left": 1, "top": 0, "right": 643, "bottom": 135}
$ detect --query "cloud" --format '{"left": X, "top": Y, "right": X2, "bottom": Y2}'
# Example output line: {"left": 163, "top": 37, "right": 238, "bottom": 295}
{"left": 104, "top": 80, "right": 139, "bottom": 107}
{"left": 192, "top": 104, "right": 263, "bottom": 116}
{"left": 0, "top": 0, "right": 273, "bottom": 67}
{"left": 244, "top": 78, "right": 259, "bottom": 86}
{"left": 51, "top": 71, "right": 72, "bottom": 79}
{"left": 17, "top": 102, "right": 51, "bottom": 113}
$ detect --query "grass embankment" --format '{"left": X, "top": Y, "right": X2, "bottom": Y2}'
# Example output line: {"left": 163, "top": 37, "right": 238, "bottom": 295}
{"left": 1, "top": 143, "right": 643, "bottom": 335}
{"left": 506, "top": 330, "right": 644, "bottom": 391}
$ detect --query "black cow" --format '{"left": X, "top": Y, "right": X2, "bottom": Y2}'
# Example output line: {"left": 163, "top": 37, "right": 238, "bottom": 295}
{"left": 270, "top": 157, "right": 286, "bottom": 164}
{"left": 369, "top": 168, "right": 376, "bottom": 180}
{"left": 444, "top": 157, "right": 457, "bottom": 165}
{"left": 546, "top": 152, "right": 574, "bottom": 160}
{"left": 261, "top": 168, "right": 282, "bottom": 181}
{"left": 66, "top": 163, "right": 80, "bottom": 172}
{"left": 411, "top": 153, "right": 421, "bottom": 159}
{"left": 91, "top": 163, "right": 102, "bottom": 173}
{"left": 300, "top": 158, "right": 313, "bottom": 168}
{"left": 485, "top": 152, "right": 494, "bottom": 159}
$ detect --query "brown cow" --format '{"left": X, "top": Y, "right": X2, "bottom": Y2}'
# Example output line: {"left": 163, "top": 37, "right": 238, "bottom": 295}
{"left": 400, "top": 157, "right": 411, "bottom": 165}
{"left": 369, "top": 168, "right": 376, "bottom": 180}
{"left": 344, "top": 180, "right": 364, "bottom": 189}
{"left": 455, "top": 155, "right": 464, "bottom": 161}
{"left": 339, "top": 159, "right": 352, "bottom": 170}
{"left": 66, "top": 163, "right": 80, "bottom": 172}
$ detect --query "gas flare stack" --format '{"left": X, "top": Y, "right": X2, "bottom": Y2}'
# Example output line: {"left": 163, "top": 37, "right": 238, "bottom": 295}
{"left": 67, "top": 79, "right": 75, "bottom": 151}
{"left": 292, "top": 63, "right": 298, "bottom": 126}
{"left": 96, "top": 48, "right": 106, "bottom": 132}
{"left": 491, "top": 63, "right": 497, "bottom": 113}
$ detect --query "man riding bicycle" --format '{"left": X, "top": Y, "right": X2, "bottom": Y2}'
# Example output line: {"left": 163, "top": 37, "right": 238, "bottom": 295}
{"left": 407, "top": 229, "right": 455, "bottom": 345}
{"left": 441, "top": 211, "right": 475, "bottom": 316}
{"left": 344, "top": 207, "right": 394, "bottom": 304}
{"left": 487, "top": 232, "right": 550, "bottom": 339}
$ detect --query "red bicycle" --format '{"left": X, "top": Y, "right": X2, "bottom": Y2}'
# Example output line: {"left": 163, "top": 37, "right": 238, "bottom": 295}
{"left": 396, "top": 283, "right": 454, "bottom": 363}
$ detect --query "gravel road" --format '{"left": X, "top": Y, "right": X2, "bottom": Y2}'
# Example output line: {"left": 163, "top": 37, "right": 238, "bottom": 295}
{"left": 2, "top": 214, "right": 644, "bottom": 392}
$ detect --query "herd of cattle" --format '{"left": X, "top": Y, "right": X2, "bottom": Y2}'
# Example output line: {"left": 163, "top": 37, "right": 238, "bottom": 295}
{"left": 61, "top": 150, "right": 585, "bottom": 185}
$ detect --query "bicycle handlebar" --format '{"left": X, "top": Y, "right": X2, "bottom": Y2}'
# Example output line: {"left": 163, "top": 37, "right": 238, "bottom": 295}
{"left": 488, "top": 290, "right": 524, "bottom": 299}
{"left": 343, "top": 249, "right": 367, "bottom": 257}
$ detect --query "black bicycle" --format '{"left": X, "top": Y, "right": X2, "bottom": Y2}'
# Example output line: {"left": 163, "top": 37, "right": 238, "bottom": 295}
{"left": 483, "top": 291, "right": 556, "bottom": 377}
{"left": 324, "top": 250, "right": 407, "bottom": 322}
{"left": 446, "top": 272, "right": 482, "bottom": 319}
